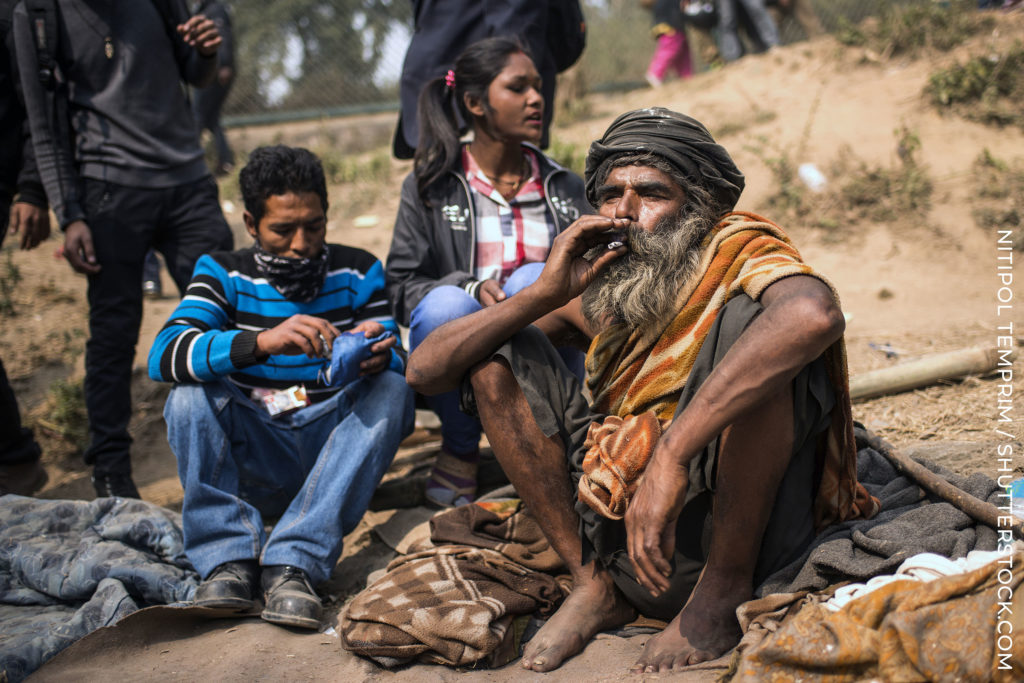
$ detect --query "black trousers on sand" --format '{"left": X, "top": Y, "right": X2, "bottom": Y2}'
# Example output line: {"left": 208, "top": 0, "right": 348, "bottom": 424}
{"left": 0, "top": 195, "right": 42, "bottom": 467}
{"left": 81, "top": 176, "right": 232, "bottom": 477}
{"left": 463, "top": 294, "right": 835, "bottom": 620}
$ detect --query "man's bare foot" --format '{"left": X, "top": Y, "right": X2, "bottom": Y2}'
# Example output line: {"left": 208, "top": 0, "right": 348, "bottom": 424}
{"left": 522, "top": 569, "right": 635, "bottom": 672}
{"left": 630, "top": 572, "right": 748, "bottom": 673}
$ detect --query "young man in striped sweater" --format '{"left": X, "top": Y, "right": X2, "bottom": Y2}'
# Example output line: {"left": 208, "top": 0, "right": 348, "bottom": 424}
{"left": 148, "top": 145, "right": 414, "bottom": 630}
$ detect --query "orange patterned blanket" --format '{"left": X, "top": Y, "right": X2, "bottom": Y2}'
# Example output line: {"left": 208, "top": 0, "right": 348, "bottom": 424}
{"left": 578, "top": 212, "right": 878, "bottom": 528}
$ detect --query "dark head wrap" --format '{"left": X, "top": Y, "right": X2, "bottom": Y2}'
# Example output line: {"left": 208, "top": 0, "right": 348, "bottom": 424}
{"left": 584, "top": 107, "right": 745, "bottom": 212}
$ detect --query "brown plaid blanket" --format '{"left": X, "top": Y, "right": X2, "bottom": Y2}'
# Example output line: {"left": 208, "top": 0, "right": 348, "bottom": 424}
{"left": 339, "top": 501, "right": 567, "bottom": 667}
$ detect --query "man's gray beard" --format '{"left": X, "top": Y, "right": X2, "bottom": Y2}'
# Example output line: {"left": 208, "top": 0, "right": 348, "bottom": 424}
{"left": 582, "top": 207, "right": 713, "bottom": 333}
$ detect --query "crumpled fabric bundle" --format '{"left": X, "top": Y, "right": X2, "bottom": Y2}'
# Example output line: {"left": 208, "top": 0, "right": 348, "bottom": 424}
{"left": 0, "top": 495, "right": 197, "bottom": 682}
{"left": 729, "top": 548, "right": 1024, "bottom": 681}
{"left": 339, "top": 501, "right": 567, "bottom": 668}
{"left": 318, "top": 330, "right": 391, "bottom": 387}
{"left": 577, "top": 412, "right": 661, "bottom": 520}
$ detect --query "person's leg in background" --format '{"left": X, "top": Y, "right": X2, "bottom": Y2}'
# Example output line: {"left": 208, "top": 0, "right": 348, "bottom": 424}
{"left": 647, "top": 28, "right": 692, "bottom": 87}
{"left": 647, "top": 30, "right": 678, "bottom": 87}
{"left": 156, "top": 176, "right": 233, "bottom": 298}
{"left": 409, "top": 285, "right": 485, "bottom": 506}
{"left": 0, "top": 355, "right": 46, "bottom": 496}
{"left": 735, "top": 0, "right": 779, "bottom": 52}
{"left": 0, "top": 197, "right": 47, "bottom": 495}
{"left": 716, "top": 0, "right": 746, "bottom": 62}
{"left": 669, "top": 29, "right": 693, "bottom": 79}
{"left": 82, "top": 181, "right": 160, "bottom": 498}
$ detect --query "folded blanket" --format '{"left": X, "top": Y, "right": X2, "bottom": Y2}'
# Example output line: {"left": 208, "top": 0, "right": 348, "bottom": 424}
{"left": 582, "top": 212, "right": 877, "bottom": 528}
{"left": 429, "top": 499, "right": 565, "bottom": 573}
{"left": 340, "top": 501, "right": 566, "bottom": 667}
{"left": 0, "top": 495, "right": 198, "bottom": 682}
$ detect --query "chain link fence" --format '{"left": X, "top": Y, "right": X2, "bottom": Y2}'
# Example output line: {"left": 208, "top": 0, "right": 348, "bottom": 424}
{"left": 221, "top": 1, "right": 915, "bottom": 126}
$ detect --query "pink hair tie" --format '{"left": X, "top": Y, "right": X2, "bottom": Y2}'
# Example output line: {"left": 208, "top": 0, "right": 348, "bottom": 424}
{"left": 444, "top": 69, "right": 456, "bottom": 90}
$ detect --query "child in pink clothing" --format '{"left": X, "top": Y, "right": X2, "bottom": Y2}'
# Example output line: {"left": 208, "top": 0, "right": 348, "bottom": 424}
{"left": 646, "top": 0, "right": 694, "bottom": 87}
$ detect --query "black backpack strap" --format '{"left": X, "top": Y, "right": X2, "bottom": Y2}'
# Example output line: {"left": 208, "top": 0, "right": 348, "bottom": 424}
{"left": 23, "top": 0, "right": 56, "bottom": 89}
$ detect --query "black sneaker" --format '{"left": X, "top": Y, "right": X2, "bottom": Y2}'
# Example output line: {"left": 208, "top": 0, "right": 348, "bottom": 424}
{"left": 92, "top": 472, "right": 141, "bottom": 499}
{"left": 194, "top": 560, "right": 259, "bottom": 611}
{"left": 260, "top": 565, "right": 322, "bottom": 630}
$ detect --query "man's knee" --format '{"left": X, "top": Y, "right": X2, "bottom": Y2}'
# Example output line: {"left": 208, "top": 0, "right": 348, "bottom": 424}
{"left": 409, "top": 286, "right": 480, "bottom": 343}
{"left": 503, "top": 262, "right": 544, "bottom": 297}
{"left": 468, "top": 356, "right": 515, "bottom": 407}
{"left": 164, "top": 382, "right": 211, "bottom": 424}
{"left": 360, "top": 370, "right": 416, "bottom": 430}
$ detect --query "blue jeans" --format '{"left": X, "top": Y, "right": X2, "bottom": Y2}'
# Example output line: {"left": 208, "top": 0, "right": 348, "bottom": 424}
{"left": 165, "top": 371, "right": 414, "bottom": 584}
{"left": 409, "top": 263, "right": 584, "bottom": 455}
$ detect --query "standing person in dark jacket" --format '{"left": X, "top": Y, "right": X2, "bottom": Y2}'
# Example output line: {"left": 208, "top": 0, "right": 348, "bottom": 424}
{"left": 12, "top": 0, "right": 234, "bottom": 499}
{"left": 192, "top": 0, "right": 235, "bottom": 176}
{"left": 385, "top": 37, "right": 589, "bottom": 508}
{"left": 392, "top": 0, "right": 559, "bottom": 159}
{"left": 0, "top": 0, "right": 50, "bottom": 496}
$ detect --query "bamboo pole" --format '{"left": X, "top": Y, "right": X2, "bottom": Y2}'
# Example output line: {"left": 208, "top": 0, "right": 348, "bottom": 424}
{"left": 859, "top": 429, "right": 1024, "bottom": 540}
{"left": 850, "top": 346, "right": 1016, "bottom": 402}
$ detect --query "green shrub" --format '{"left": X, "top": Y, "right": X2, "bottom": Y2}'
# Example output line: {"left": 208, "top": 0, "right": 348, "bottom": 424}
{"left": 927, "top": 45, "right": 1024, "bottom": 128}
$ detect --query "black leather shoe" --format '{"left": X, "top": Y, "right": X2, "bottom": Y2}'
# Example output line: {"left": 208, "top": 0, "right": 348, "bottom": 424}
{"left": 92, "top": 472, "right": 141, "bottom": 499}
{"left": 260, "top": 565, "right": 322, "bottom": 630}
{"left": 194, "top": 560, "right": 259, "bottom": 610}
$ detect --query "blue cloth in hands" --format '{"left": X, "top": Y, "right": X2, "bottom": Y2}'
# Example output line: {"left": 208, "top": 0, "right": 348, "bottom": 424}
{"left": 319, "top": 331, "right": 392, "bottom": 387}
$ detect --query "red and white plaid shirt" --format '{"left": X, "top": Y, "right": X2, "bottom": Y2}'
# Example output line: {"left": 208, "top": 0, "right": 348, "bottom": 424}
{"left": 462, "top": 145, "right": 557, "bottom": 286}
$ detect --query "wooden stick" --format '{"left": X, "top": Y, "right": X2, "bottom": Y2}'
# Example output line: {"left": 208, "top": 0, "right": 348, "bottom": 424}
{"left": 859, "top": 429, "right": 1024, "bottom": 540}
{"left": 850, "top": 346, "right": 1016, "bottom": 402}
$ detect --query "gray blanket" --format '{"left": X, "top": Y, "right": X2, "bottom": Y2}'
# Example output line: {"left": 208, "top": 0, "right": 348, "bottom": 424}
{"left": 758, "top": 428, "right": 1000, "bottom": 596}
{"left": 0, "top": 495, "right": 199, "bottom": 682}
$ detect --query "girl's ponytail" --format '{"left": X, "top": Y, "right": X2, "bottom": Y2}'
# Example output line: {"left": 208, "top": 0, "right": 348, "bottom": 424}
{"left": 414, "top": 75, "right": 461, "bottom": 203}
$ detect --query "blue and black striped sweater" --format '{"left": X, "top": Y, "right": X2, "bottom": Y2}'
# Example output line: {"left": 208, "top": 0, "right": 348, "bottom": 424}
{"left": 147, "top": 244, "right": 405, "bottom": 401}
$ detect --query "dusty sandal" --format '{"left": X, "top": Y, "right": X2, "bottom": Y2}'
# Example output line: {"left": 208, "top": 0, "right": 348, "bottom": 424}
{"left": 425, "top": 449, "right": 479, "bottom": 507}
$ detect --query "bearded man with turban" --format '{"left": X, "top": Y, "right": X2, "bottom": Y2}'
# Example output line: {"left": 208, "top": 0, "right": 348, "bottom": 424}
{"left": 407, "top": 108, "right": 877, "bottom": 673}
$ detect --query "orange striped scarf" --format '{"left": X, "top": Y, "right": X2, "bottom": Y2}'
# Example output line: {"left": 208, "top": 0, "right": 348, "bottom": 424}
{"left": 579, "top": 212, "right": 879, "bottom": 529}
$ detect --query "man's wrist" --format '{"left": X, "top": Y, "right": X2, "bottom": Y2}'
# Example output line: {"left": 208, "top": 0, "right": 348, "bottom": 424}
{"left": 231, "top": 330, "right": 265, "bottom": 367}
{"left": 14, "top": 183, "right": 47, "bottom": 209}
{"left": 461, "top": 278, "right": 482, "bottom": 301}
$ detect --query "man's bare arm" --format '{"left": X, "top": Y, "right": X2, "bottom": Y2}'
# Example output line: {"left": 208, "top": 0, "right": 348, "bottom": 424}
{"left": 625, "top": 274, "right": 846, "bottom": 592}
{"left": 406, "top": 215, "right": 630, "bottom": 395}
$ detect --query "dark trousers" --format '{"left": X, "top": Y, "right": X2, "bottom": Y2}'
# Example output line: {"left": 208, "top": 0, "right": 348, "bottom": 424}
{"left": 82, "top": 176, "right": 233, "bottom": 476}
{"left": 0, "top": 194, "right": 42, "bottom": 467}
{"left": 193, "top": 80, "right": 234, "bottom": 169}
{"left": 0, "top": 354, "right": 41, "bottom": 467}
